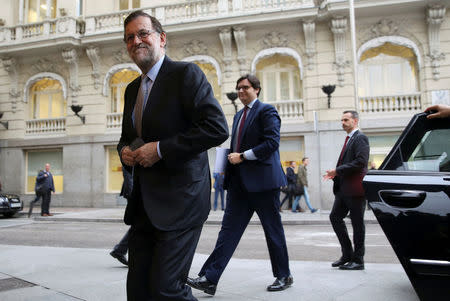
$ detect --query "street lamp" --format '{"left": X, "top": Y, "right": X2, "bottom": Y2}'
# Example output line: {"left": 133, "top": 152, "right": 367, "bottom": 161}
{"left": 0, "top": 112, "right": 8, "bottom": 129}
{"left": 226, "top": 92, "right": 238, "bottom": 114}
{"left": 321, "top": 85, "right": 336, "bottom": 109}
{"left": 70, "top": 105, "right": 86, "bottom": 124}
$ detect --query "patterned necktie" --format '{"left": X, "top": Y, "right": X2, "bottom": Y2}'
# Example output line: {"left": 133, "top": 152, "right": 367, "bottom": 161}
{"left": 235, "top": 106, "right": 248, "bottom": 152}
{"left": 338, "top": 136, "right": 350, "bottom": 165}
{"left": 134, "top": 75, "right": 149, "bottom": 137}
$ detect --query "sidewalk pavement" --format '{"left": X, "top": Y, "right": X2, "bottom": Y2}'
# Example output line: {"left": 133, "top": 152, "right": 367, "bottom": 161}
{"left": 2, "top": 207, "right": 419, "bottom": 301}
{"left": 23, "top": 206, "right": 379, "bottom": 225}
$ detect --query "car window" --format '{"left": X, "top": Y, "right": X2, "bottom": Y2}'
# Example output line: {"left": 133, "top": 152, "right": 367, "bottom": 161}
{"left": 381, "top": 113, "right": 450, "bottom": 172}
{"left": 405, "top": 129, "right": 450, "bottom": 172}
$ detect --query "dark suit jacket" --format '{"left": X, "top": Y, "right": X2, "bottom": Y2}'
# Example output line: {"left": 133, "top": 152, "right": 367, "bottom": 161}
{"left": 118, "top": 56, "right": 228, "bottom": 231}
{"left": 224, "top": 99, "right": 287, "bottom": 192}
{"left": 333, "top": 130, "right": 370, "bottom": 198}
{"left": 35, "top": 170, "right": 55, "bottom": 193}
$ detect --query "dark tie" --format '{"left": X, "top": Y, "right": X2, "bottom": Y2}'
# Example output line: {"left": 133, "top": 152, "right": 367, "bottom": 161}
{"left": 134, "top": 75, "right": 149, "bottom": 137}
{"left": 235, "top": 106, "right": 248, "bottom": 152}
{"left": 338, "top": 136, "right": 350, "bottom": 165}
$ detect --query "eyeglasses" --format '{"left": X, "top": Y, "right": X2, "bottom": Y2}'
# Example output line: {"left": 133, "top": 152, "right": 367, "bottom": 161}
{"left": 124, "top": 30, "right": 157, "bottom": 44}
{"left": 236, "top": 85, "right": 251, "bottom": 91}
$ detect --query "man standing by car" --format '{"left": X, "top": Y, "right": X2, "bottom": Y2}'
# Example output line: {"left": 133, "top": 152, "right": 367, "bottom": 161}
{"left": 324, "top": 110, "right": 369, "bottom": 270}
{"left": 39, "top": 163, "right": 55, "bottom": 217}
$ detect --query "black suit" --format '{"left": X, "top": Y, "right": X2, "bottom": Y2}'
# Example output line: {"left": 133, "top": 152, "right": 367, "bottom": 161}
{"left": 198, "top": 100, "right": 290, "bottom": 284}
{"left": 118, "top": 56, "right": 228, "bottom": 300}
{"left": 329, "top": 130, "right": 370, "bottom": 263}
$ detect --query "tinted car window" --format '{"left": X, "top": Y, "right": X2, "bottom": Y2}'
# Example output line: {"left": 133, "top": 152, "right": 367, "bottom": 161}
{"left": 406, "top": 129, "right": 450, "bottom": 172}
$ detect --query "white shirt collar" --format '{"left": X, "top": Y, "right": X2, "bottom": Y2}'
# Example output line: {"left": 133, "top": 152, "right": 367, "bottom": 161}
{"left": 347, "top": 128, "right": 359, "bottom": 138}
{"left": 144, "top": 55, "right": 165, "bottom": 82}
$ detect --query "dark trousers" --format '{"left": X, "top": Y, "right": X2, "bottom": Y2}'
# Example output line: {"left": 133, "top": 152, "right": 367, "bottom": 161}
{"left": 41, "top": 191, "right": 51, "bottom": 214}
{"left": 112, "top": 228, "right": 130, "bottom": 256}
{"left": 329, "top": 193, "right": 366, "bottom": 263}
{"left": 28, "top": 191, "right": 44, "bottom": 217}
{"left": 199, "top": 183, "right": 290, "bottom": 284}
{"left": 127, "top": 197, "right": 202, "bottom": 301}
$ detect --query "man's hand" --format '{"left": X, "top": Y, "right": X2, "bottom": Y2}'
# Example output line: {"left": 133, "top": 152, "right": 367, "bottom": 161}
{"left": 425, "top": 104, "right": 450, "bottom": 119}
{"left": 133, "top": 142, "right": 160, "bottom": 168}
{"left": 323, "top": 169, "right": 336, "bottom": 180}
{"left": 121, "top": 146, "right": 136, "bottom": 167}
{"left": 228, "top": 152, "right": 243, "bottom": 165}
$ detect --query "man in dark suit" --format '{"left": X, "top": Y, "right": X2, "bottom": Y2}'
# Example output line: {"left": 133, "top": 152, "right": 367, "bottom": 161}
{"left": 324, "top": 110, "right": 370, "bottom": 270}
{"left": 118, "top": 11, "right": 228, "bottom": 300}
{"left": 187, "top": 74, "right": 292, "bottom": 295}
{"left": 29, "top": 163, "right": 55, "bottom": 217}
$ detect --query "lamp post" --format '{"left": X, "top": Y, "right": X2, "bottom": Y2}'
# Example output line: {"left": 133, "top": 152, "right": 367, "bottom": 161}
{"left": 226, "top": 92, "right": 238, "bottom": 114}
{"left": 321, "top": 85, "right": 336, "bottom": 109}
{"left": 70, "top": 105, "right": 86, "bottom": 124}
{"left": 0, "top": 112, "right": 8, "bottom": 129}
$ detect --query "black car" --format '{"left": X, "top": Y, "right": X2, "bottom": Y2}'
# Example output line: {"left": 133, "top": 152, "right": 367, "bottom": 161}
{"left": 0, "top": 192, "right": 23, "bottom": 217}
{"left": 363, "top": 112, "right": 450, "bottom": 301}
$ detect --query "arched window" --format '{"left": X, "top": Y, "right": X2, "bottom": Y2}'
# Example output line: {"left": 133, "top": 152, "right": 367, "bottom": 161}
{"left": 29, "top": 78, "right": 66, "bottom": 119}
{"left": 120, "top": 0, "right": 140, "bottom": 10}
{"left": 194, "top": 62, "right": 222, "bottom": 103}
{"left": 256, "top": 54, "right": 302, "bottom": 102}
{"left": 110, "top": 69, "right": 139, "bottom": 113}
{"left": 358, "top": 42, "right": 419, "bottom": 96}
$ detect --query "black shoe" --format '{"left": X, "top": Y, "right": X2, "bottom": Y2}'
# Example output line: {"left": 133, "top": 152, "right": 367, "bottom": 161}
{"left": 267, "top": 275, "right": 293, "bottom": 291}
{"left": 331, "top": 257, "right": 350, "bottom": 267}
{"left": 110, "top": 251, "right": 128, "bottom": 266}
{"left": 339, "top": 261, "right": 364, "bottom": 270}
{"left": 186, "top": 276, "right": 216, "bottom": 296}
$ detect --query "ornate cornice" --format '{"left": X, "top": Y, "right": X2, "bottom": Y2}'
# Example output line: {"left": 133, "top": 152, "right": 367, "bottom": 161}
{"left": 303, "top": 21, "right": 316, "bottom": 71}
{"left": 233, "top": 26, "right": 247, "bottom": 75}
{"left": 219, "top": 27, "right": 232, "bottom": 77}
{"left": 62, "top": 48, "right": 81, "bottom": 102}
{"left": 427, "top": 4, "right": 446, "bottom": 81}
{"left": 86, "top": 46, "right": 101, "bottom": 89}
{"left": 330, "top": 16, "right": 349, "bottom": 87}
{"left": 113, "top": 50, "right": 131, "bottom": 64}
{"left": 2, "top": 57, "right": 20, "bottom": 112}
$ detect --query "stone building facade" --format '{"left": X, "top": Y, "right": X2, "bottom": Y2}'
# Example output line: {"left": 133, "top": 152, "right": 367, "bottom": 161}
{"left": 0, "top": 0, "right": 448, "bottom": 208}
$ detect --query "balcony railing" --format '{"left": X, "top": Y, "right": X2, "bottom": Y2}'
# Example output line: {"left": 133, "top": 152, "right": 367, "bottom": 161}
{"left": 0, "top": 0, "right": 315, "bottom": 45}
{"left": 26, "top": 118, "right": 66, "bottom": 134}
{"left": 266, "top": 99, "right": 304, "bottom": 120}
{"left": 359, "top": 93, "right": 421, "bottom": 114}
{"left": 106, "top": 113, "right": 123, "bottom": 130}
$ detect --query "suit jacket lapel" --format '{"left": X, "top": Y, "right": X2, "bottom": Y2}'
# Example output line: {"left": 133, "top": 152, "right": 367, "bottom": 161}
{"left": 342, "top": 130, "right": 359, "bottom": 160}
{"left": 230, "top": 109, "right": 243, "bottom": 150}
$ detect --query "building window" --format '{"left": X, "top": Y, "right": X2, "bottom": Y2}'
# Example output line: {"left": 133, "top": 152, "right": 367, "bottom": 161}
{"left": 26, "top": 150, "right": 63, "bottom": 193}
{"left": 256, "top": 54, "right": 302, "bottom": 102}
{"left": 25, "top": 0, "right": 57, "bottom": 23}
{"left": 279, "top": 137, "right": 304, "bottom": 169}
{"left": 119, "top": 0, "right": 140, "bottom": 10}
{"left": 358, "top": 43, "right": 419, "bottom": 97}
{"left": 194, "top": 62, "right": 222, "bottom": 103}
{"left": 29, "top": 78, "right": 66, "bottom": 119}
{"left": 110, "top": 69, "right": 139, "bottom": 113}
{"left": 367, "top": 134, "right": 400, "bottom": 169}
{"left": 107, "top": 147, "right": 123, "bottom": 193}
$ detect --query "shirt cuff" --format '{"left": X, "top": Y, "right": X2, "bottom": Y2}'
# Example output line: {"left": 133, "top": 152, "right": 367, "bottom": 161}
{"left": 157, "top": 141, "right": 162, "bottom": 159}
{"left": 243, "top": 149, "right": 257, "bottom": 160}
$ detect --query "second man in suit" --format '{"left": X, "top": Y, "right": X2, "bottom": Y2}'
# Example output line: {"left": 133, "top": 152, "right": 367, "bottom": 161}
{"left": 324, "top": 110, "right": 370, "bottom": 270}
{"left": 188, "top": 74, "right": 292, "bottom": 295}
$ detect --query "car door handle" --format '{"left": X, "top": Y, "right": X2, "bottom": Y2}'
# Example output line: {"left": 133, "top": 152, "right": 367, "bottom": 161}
{"left": 379, "top": 190, "right": 426, "bottom": 208}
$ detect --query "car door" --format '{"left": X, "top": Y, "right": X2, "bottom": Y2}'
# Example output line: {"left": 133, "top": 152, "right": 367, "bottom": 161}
{"left": 363, "top": 112, "right": 450, "bottom": 301}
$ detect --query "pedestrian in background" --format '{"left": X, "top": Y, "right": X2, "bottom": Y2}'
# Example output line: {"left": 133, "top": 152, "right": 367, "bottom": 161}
{"left": 292, "top": 157, "right": 317, "bottom": 213}
{"left": 213, "top": 172, "right": 225, "bottom": 211}
{"left": 279, "top": 161, "right": 296, "bottom": 211}
{"left": 29, "top": 163, "right": 55, "bottom": 217}
{"left": 110, "top": 166, "right": 133, "bottom": 266}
